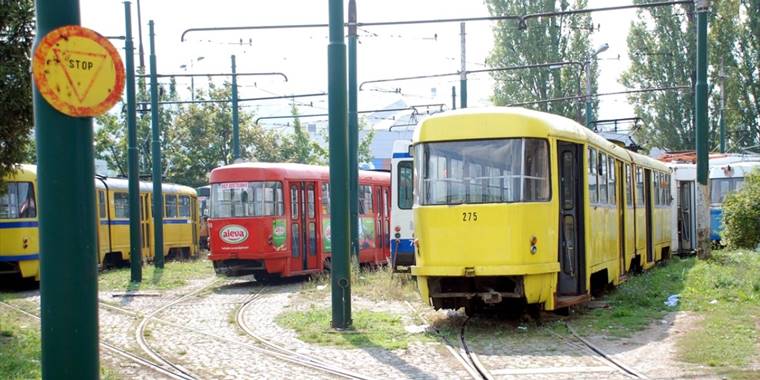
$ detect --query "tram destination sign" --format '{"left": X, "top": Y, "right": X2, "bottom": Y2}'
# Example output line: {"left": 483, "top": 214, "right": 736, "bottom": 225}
{"left": 32, "top": 25, "right": 125, "bottom": 117}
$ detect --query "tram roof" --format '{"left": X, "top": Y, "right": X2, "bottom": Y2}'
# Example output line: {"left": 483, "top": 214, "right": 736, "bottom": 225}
{"left": 210, "top": 162, "right": 390, "bottom": 184}
{"left": 3, "top": 164, "right": 37, "bottom": 182}
{"left": 414, "top": 107, "right": 668, "bottom": 172}
{"left": 95, "top": 177, "right": 197, "bottom": 195}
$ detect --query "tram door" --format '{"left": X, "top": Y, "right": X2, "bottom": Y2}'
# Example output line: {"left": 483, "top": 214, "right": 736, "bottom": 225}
{"left": 677, "top": 181, "right": 695, "bottom": 252}
{"left": 289, "top": 182, "right": 318, "bottom": 273}
{"left": 644, "top": 170, "right": 654, "bottom": 263}
{"left": 557, "top": 142, "right": 585, "bottom": 296}
{"left": 382, "top": 187, "right": 390, "bottom": 261}
{"left": 140, "top": 193, "right": 152, "bottom": 260}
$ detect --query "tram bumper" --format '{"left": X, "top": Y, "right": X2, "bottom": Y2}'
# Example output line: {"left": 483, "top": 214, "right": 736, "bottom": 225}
{"left": 411, "top": 263, "right": 559, "bottom": 310}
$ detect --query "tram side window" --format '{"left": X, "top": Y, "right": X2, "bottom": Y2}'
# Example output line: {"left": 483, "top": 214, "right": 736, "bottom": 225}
{"left": 397, "top": 161, "right": 413, "bottom": 210}
{"left": 608, "top": 159, "right": 616, "bottom": 205}
{"left": 0, "top": 182, "right": 36, "bottom": 219}
{"left": 98, "top": 190, "right": 106, "bottom": 218}
{"left": 666, "top": 175, "right": 672, "bottom": 205}
{"left": 588, "top": 148, "right": 598, "bottom": 204}
{"left": 359, "top": 185, "right": 373, "bottom": 214}
{"left": 654, "top": 173, "right": 661, "bottom": 206}
{"left": 291, "top": 186, "right": 299, "bottom": 219}
{"left": 636, "top": 168, "right": 644, "bottom": 206}
{"left": 710, "top": 177, "right": 744, "bottom": 205}
{"left": 320, "top": 183, "right": 330, "bottom": 215}
{"left": 165, "top": 195, "right": 178, "bottom": 217}
{"left": 179, "top": 195, "right": 191, "bottom": 217}
{"left": 598, "top": 153, "right": 608, "bottom": 204}
{"left": 114, "top": 192, "right": 129, "bottom": 218}
{"left": 211, "top": 182, "right": 284, "bottom": 218}
{"left": 625, "top": 165, "right": 633, "bottom": 207}
{"left": 523, "top": 139, "right": 550, "bottom": 201}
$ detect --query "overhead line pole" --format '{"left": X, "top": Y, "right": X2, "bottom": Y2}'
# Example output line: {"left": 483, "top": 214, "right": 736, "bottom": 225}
{"left": 460, "top": 22, "right": 467, "bottom": 109}
{"left": 348, "top": 0, "right": 359, "bottom": 259}
{"left": 125, "top": 1, "right": 142, "bottom": 283}
{"left": 33, "top": 0, "right": 100, "bottom": 377}
{"left": 694, "top": 0, "right": 711, "bottom": 259}
{"left": 149, "top": 20, "right": 164, "bottom": 268}
{"left": 328, "top": 0, "right": 351, "bottom": 330}
{"left": 231, "top": 54, "right": 240, "bottom": 160}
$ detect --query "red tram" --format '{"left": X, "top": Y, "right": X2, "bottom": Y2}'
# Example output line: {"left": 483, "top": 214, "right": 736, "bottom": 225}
{"left": 208, "top": 163, "right": 391, "bottom": 279}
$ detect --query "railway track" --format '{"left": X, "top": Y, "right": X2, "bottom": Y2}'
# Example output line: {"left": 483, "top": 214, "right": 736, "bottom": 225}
{"left": 234, "top": 284, "right": 374, "bottom": 380}
{"left": 0, "top": 300, "right": 193, "bottom": 380}
{"left": 561, "top": 322, "right": 648, "bottom": 379}
{"left": 104, "top": 280, "right": 371, "bottom": 379}
{"left": 404, "top": 301, "right": 484, "bottom": 379}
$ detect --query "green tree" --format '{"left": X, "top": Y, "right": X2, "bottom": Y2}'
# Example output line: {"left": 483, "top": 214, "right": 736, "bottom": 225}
{"left": 622, "top": 0, "right": 759, "bottom": 152}
{"left": 621, "top": 1, "right": 696, "bottom": 150}
{"left": 722, "top": 169, "right": 760, "bottom": 249}
{"left": 0, "top": 0, "right": 35, "bottom": 181}
{"left": 486, "top": 0, "right": 597, "bottom": 122}
{"left": 282, "top": 103, "right": 325, "bottom": 165}
{"left": 168, "top": 82, "right": 294, "bottom": 187}
{"left": 94, "top": 76, "right": 179, "bottom": 177}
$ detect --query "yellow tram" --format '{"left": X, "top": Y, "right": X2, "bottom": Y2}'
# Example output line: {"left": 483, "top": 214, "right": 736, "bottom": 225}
{"left": 1, "top": 165, "right": 200, "bottom": 281}
{"left": 410, "top": 108, "right": 671, "bottom": 313}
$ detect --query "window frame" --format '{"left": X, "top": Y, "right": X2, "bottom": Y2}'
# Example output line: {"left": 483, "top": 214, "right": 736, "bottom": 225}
{"left": 397, "top": 160, "right": 414, "bottom": 210}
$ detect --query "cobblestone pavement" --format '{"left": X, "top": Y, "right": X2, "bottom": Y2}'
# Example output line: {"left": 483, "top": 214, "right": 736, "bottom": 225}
{"left": 1, "top": 277, "right": 716, "bottom": 380}
{"left": 240, "top": 283, "right": 470, "bottom": 380}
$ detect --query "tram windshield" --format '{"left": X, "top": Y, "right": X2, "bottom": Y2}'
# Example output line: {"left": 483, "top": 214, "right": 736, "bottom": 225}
{"left": 211, "top": 181, "right": 284, "bottom": 218}
{"left": 415, "top": 138, "right": 550, "bottom": 205}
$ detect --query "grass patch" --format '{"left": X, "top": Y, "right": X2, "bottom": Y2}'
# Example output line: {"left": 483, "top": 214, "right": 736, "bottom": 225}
{"left": 574, "top": 256, "right": 695, "bottom": 337}
{"left": 302, "top": 262, "right": 419, "bottom": 302}
{"left": 98, "top": 259, "right": 214, "bottom": 292}
{"left": 575, "top": 250, "right": 760, "bottom": 374}
{"left": 275, "top": 306, "right": 422, "bottom": 350}
{"left": 0, "top": 312, "right": 40, "bottom": 379}
{"left": 676, "top": 250, "right": 760, "bottom": 370}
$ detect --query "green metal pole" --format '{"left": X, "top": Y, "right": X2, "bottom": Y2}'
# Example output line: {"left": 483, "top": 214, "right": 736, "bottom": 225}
{"left": 125, "top": 1, "right": 142, "bottom": 282}
{"left": 695, "top": 0, "right": 711, "bottom": 258}
{"left": 328, "top": 0, "right": 352, "bottom": 329}
{"left": 149, "top": 20, "right": 164, "bottom": 268}
{"left": 33, "top": 0, "right": 99, "bottom": 378}
{"left": 348, "top": 0, "right": 359, "bottom": 259}
{"left": 459, "top": 22, "right": 467, "bottom": 109}
{"left": 231, "top": 54, "right": 240, "bottom": 161}
{"left": 719, "top": 65, "right": 726, "bottom": 153}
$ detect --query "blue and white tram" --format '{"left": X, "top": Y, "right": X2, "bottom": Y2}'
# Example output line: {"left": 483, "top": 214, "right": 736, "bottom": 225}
{"left": 669, "top": 154, "right": 760, "bottom": 251}
{"left": 390, "top": 139, "right": 415, "bottom": 272}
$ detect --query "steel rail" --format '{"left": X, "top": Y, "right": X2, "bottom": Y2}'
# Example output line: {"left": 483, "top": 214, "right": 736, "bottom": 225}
{"left": 0, "top": 301, "right": 193, "bottom": 380}
{"left": 103, "top": 283, "right": 371, "bottom": 379}
{"left": 135, "top": 280, "right": 220, "bottom": 380}
{"left": 565, "top": 323, "right": 647, "bottom": 379}
{"left": 403, "top": 301, "right": 482, "bottom": 379}
{"left": 235, "top": 286, "right": 373, "bottom": 380}
{"left": 459, "top": 317, "right": 495, "bottom": 380}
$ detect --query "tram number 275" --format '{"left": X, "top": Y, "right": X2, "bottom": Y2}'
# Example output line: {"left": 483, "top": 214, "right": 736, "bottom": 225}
{"left": 462, "top": 212, "right": 478, "bottom": 222}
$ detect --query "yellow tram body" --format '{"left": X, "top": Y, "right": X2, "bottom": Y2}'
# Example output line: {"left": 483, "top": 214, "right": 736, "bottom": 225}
{"left": 411, "top": 108, "right": 671, "bottom": 312}
{"left": 1, "top": 165, "right": 200, "bottom": 281}
{"left": 0, "top": 165, "right": 41, "bottom": 280}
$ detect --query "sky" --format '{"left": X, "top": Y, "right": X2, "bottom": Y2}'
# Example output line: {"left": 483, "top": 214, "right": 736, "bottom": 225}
{"left": 78, "top": 0, "right": 641, "bottom": 129}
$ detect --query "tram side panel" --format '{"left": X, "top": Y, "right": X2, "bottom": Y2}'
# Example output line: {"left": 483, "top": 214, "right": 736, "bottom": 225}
{"left": 0, "top": 171, "right": 40, "bottom": 280}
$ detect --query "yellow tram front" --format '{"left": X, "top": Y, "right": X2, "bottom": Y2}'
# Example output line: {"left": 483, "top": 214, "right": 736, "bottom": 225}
{"left": 411, "top": 108, "right": 565, "bottom": 312}
{"left": 0, "top": 165, "right": 40, "bottom": 281}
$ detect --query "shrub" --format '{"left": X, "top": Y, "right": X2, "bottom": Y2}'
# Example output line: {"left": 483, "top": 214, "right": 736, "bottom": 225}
{"left": 722, "top": 169, "right": 760, "bottom": 249}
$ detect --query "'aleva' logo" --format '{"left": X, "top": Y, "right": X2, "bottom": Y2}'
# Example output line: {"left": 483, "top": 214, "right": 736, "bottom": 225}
{"left": 219, "top": 224, "right": 249, "bottom": 244}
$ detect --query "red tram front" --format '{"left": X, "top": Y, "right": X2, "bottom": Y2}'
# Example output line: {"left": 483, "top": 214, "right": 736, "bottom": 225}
{"left": 208, "top": 163, "right": 391, "bottom": 279}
